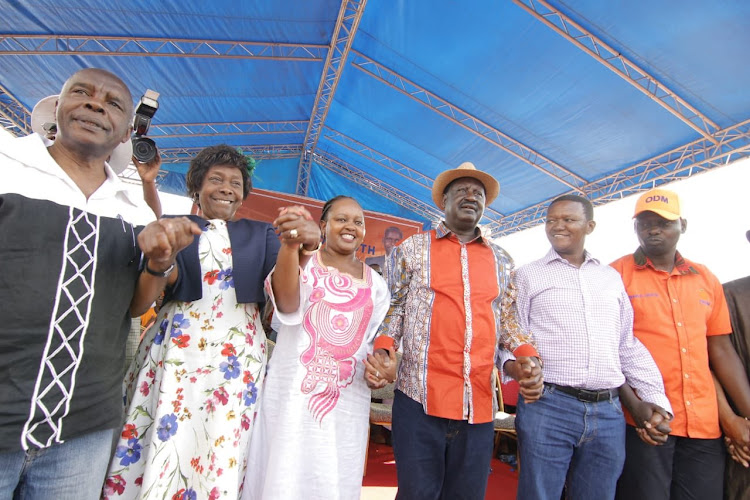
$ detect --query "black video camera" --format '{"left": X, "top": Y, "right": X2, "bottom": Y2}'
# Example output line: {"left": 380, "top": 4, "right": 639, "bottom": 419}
{"left": 131, "top": 89, "right": 159, "bottom": 163}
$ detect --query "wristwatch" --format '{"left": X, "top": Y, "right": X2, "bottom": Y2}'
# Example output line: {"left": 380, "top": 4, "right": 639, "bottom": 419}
{"left": 145, "top": 261, "right": 175, "bottom": 278}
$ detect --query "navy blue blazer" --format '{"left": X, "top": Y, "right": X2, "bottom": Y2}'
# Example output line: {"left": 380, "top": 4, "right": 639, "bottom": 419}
{"left": 163, "top": 215, "right": 280, "bottom": 304}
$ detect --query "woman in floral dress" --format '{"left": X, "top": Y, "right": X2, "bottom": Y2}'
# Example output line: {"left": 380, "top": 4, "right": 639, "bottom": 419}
{"left": 243, "top": 195, "right": 391, "bottom": 500}
{"left": 103, "top": 145, "right": 320, "bottom": 499}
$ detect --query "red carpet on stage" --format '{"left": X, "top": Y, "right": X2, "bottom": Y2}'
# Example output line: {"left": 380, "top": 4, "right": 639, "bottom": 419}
{"left": 361, "top": 443, "right": 518, "bottom": 500}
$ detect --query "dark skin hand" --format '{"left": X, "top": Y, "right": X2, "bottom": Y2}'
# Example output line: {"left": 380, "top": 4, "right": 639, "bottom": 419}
{"left": 365, "top": 348, "right": 398, "bottom": 389}
{"left": 714, "top": 373, "right": 750, "bottom": 467}
{"left": 619, "top": 384, "right": 671, "bottom": 445}
{"left": 503, "top": 357, "right": 543, "bottom": 403}
{"left": 130, "top": 217, "right": 202, "bottom": 316}
{"left": 708, "top": 335, "right": 750, "bottom": 419}
{"left": 134, "top": 153, "right": 163, "bottom": 219}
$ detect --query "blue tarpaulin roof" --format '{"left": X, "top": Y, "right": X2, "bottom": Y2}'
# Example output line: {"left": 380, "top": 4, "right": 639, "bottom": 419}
{"left": 2, "top": 0, "right": 749, "bottom": 235}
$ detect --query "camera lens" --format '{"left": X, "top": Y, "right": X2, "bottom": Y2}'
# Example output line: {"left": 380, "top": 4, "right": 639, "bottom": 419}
{"left": 132, "top": 137, "right": 157, "bottom": 163}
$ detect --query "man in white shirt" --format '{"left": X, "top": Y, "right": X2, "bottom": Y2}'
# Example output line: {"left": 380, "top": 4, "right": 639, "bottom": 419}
{"left": 512, "top": 194, "right": 671, "bottom": 499}
{"left": 0, "top": 68, "right": 198, "bottom": 499}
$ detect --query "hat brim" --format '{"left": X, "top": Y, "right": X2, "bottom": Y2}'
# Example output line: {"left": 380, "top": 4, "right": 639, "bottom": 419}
{"left": 633, "top": 208, "right": 681, "bottom": 221}
{"left": 108, "top": 140, "right": 133, "bottom": 175}
{"left": 431, "top": 168, "right": 500, "bottom": 209}
{"left": 31, "top": 94, "right": 132, "bottom": 175}
{"left": 30, "top": 95, "right": 58, "bottom": 136}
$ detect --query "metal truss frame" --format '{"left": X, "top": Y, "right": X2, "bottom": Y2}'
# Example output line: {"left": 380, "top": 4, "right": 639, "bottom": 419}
{"left": 349, "top": 50, "right": 586, "bottom": 191}
{"left": 296, "top": 0, "right": 368, "bottom": 196}
{"left": 148, "top": 120, "right": 308, "bottom": 138}
{"left": 486, "top": 119, "right": 750, "bottom": 237}
{"left": 158, "top": 144, "right": 303, "bottom": 164}
{"left": 118, "top": 165, "right": 168, "bottom": 185}
{"left": 314, "top": 150, "right": 444, "bottom": 223}
{"left": 321, "top": 126, "right": 506, "bottom": 218}
{"left": 0, "top": 34, "right": 327, "bottom": 61}
{"left": 0, "top": 84, "right": 31, "bottom": 136}
{"left": 512, "top": 0, "right": 720, "bottom": 143}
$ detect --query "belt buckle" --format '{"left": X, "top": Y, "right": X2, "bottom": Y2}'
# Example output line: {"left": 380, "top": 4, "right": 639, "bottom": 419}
{"left": 578, "top": 388, "right": 601, "bottom": 402}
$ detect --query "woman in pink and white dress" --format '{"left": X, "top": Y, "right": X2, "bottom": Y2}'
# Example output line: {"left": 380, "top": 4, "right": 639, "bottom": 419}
{"left": 244, "top": 195, "right": 390, "bottom": 500}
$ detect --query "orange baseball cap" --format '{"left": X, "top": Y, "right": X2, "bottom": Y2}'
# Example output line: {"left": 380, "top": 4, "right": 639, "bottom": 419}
{"left": 633, "top": 188, "right": 681, "bottom": 220}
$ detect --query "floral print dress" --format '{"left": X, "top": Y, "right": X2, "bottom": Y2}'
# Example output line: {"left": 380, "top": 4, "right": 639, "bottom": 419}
{"left": 104, "top": 220, "right": 266, "bottom": 500}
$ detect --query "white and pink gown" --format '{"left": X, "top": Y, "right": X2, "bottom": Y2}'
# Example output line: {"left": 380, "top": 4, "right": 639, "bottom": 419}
{"left": 243, "top": 253, "right": 390, "bottom": 500}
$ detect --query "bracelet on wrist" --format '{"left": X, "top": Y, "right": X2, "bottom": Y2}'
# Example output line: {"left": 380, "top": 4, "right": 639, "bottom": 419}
{"left": 145, "top": 261, "right": 175, "bottom": 278}
{"left": 300, "top": 240, "right": 322, "bottom": 255}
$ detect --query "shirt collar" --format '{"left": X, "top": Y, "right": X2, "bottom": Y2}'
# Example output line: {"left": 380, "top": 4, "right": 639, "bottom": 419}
{"left": 9, "top": 134, "right": 140, "bottom": 206}
{"left": 542, "top": 247, "right": 600, "bottom": 266}
{"left": 436, "top": 221, "right": 488, "bottom": 245}
{"left": 633, "top": 246, "right": 700, "bottom": 275}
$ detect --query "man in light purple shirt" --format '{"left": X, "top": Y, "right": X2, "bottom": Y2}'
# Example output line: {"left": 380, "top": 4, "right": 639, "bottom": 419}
{"left": 512, "top": 194, "right": 671, "bottom": 499}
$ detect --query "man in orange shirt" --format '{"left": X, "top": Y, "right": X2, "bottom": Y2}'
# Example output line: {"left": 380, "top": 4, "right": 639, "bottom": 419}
{"left": 367, "top": 162, "right": 543, "bottom": 500}
{"left": 612, "top": 188, "right": 750, "bottom": 500}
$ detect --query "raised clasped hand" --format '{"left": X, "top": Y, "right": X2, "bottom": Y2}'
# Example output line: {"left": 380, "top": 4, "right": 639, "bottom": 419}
{"left": 138, "top": 217, "right": 202, "bottom": 271}
{"left": 273, "top": 205, "right": 321, "bottom": 250}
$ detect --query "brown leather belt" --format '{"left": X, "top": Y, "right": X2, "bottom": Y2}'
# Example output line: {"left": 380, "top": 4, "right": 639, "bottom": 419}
{"left": 546, "top": 383, "right": 618, "bottom": 403}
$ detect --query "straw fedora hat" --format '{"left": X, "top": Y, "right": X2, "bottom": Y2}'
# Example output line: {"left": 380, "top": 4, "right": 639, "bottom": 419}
{"left": 431, "top": 162, "right": 500, "bottom": 209}
{"left": 31, "top": 95, "right": 133, "bottom": 175}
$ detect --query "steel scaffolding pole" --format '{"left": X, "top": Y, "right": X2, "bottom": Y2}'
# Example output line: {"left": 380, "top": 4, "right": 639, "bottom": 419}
{"left": 118, "top": 165, "right": 168, "bottom": 185}
{"left": 0, "top": 84, "right": 31, "bottom": 136}
{"left": 158, "top": 144, "right": 303, "bottom": 164}
{"left": 321, "top": 127, "right": 506, "bottom": 217}
{"left": 148, "top": 120, "right": 308, "bottom": 138}
{"left": 486, "top": 119, "right": 750, "bottom": 237}
{"left": 0, "top": 34, "right": 327, "bottom": 61}
{"left": 314, "top": 150, "right": 444, "bottom": 223}
{"left": 512, "top": 0, "right": 720, "bottom": 143}
{"left": 296, "top": 0, "right": 368, "bottom": 196}
{"left": 349, "top": 50, "right": 586, "bottom": 191}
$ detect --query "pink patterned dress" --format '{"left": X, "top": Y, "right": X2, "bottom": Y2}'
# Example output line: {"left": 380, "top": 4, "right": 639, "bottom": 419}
{"left": 243, "top": 253, "right": 390, "bottom": 500}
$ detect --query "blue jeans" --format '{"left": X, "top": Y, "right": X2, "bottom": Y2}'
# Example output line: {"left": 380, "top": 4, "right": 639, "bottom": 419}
{"left": 0, "top": 428, "right": 115, "bottom": 500}
{"left": 391, "top": 390, "right": 494, "bottom": 500}
{"left": 516, "top": 384, "right": 626, "bottom": 500}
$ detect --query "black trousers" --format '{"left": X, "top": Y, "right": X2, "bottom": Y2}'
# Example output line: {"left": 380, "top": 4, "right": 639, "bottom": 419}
{"left": 616, "top": 425, "right": 725, "bottom": 500}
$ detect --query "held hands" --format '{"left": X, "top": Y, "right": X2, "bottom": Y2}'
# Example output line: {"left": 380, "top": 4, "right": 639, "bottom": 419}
{"left": 722, "top": 415, "right": 750, "bottom": 467}
{"left": 138, "top": 217, "right": 202, "bottom": 272}
{"left": 631, "top": 402, "right": 672, "bottom": 446}
{"left": 133, "top": 153, "right": 161, "bottom": 184}
{"left": 273, "top": 205, "right": 321, "bottom": 250}
{"left": 364, "top": 348, "right": 397, "bottom": 389}
{"left": 505, "top": 356, "right": 543, "bottom": 403}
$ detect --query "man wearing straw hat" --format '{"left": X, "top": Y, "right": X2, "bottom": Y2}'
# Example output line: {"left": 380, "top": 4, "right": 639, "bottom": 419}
{"left": 0, "top": 68, "right": 199, "bottom": 499}
{"left": 367, "top": 162, "right": 543, "bottom": 499}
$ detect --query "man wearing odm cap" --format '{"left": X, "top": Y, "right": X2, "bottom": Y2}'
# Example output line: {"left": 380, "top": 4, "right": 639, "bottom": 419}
{"left": 611, "top": 188, "right": 750, "bottom": 499}
{"left": 366, "top": 162, "right": 543, "bottom": 499}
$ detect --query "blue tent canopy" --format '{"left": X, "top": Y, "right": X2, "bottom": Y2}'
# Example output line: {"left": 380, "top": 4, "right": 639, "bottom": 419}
{"left": 2, "top": 0, "right": 749, "bottom": 235}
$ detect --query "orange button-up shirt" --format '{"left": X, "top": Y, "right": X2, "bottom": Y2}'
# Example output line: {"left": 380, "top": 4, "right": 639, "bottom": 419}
{"left": 611, "top": 248, "right": 732, "bottom": 438}
{"left": 375, "top": 223, "right": 538, "bottom": 424}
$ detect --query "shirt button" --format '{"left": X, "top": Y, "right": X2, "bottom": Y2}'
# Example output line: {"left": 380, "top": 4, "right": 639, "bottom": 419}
{"left": 686, "top": 401, "right": 691, "bottom": 406}
{"left": 682, "top": 348, "right": 687, "bottom": 353}
{"left": 684, "top": 373, "right": 689, "bottom": 379}
{"left": 673, "top": 298, "right": 678, "bottom": 303}
{"left": 677, "top": 322, "right": 683, "bottom": 327}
